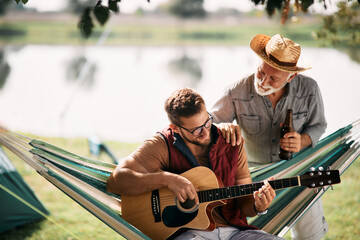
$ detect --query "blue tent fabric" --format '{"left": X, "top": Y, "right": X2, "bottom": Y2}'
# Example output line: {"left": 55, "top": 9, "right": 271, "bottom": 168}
{"left": 0, "top": 146, "right": 49, "bottom": 233}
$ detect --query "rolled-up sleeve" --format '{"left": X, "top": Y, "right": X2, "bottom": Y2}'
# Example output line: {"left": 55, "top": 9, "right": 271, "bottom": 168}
{"left": 302, "top": 85, "right": 327, "bottom": 147}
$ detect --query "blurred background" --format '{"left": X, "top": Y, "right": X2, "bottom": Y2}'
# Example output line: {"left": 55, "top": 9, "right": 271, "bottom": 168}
{"left": 0, "top": 0, "right": 359, "bottom": 239}
{"left": 0, "top": 0, "right": 359, "bottom": 143}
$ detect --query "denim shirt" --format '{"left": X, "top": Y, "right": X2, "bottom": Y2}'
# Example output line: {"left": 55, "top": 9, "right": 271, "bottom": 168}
{"left": 211, "top": 73, "right": 327, "bottom": 165}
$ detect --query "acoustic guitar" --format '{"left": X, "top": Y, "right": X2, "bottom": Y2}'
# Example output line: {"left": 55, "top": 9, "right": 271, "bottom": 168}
{"left": 121, "top": 166, "right": 340, "bottom": 240}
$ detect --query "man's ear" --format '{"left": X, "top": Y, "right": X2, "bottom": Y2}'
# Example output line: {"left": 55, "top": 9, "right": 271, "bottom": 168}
{"left": 288, "top": 73, "right": 298, "bottom": 82}
{"left": 169, "top": 123, "right": 180, "bottom": 133}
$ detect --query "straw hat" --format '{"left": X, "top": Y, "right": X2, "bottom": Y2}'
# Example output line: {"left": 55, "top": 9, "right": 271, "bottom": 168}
{"left": 250, "top": 34, "right": 311, "bottom": 73}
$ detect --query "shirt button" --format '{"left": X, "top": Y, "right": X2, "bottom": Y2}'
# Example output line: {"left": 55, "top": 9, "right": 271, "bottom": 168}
{"left": 272, "top": 139, "right": 275, "bottom": 143}
{"left": 273, "top": 122, "right": 276, "bottom": 126}
{"left": 272, "top": 154, "right": 276, "bottom": 156}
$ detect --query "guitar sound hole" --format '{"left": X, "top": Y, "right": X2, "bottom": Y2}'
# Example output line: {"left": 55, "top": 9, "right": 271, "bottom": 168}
{"left": 162, "top": 206, "right": 198, "bottom": 228}
{"left": 180, "top": 198, "right": 196, "bottom": 210}
{"left": 175, "top": 197, "right": 198, "bottom": 213}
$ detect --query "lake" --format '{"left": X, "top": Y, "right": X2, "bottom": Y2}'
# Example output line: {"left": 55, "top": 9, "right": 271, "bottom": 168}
{"left": 0, "top": 45, "right": 359, "bottom": 142}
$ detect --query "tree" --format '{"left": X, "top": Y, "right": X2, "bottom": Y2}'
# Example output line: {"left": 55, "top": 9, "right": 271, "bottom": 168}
{"left": 250, "top": 0, "right": 359, "bottom": 24}
{"left": 168, "top": 0, "right": 206, "bottom": 19}
{"left": 13, "top": 0, "right": 360, "bottom": 38}
{"left": 313, "top": 1, "right": 360, "bottom": 47}
{"left": 66, "top": 0, "right": 95, "bottom": 15}
{"left": 0, "top": 0, "right": 14, "bottom": 15}
{"left": 313, "top": 1, "right": 360, "bottom": 63}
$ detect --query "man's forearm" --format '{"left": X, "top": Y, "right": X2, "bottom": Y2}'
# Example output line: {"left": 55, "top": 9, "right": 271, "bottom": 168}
{"left": 300, "top": 133, "right": 312, "bottom": 150}
{"left": 106, "top": 168, "right": 171, "bottom": 195}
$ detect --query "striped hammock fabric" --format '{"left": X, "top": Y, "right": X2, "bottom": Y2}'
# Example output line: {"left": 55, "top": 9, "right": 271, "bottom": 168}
{"left": 0, "top": 120, "right": 359, "bottom": 239}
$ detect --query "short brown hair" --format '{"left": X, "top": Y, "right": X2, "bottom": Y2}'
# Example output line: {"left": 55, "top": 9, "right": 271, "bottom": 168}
{"left": 164, "top": 88, "right": 205, "bottom": 126}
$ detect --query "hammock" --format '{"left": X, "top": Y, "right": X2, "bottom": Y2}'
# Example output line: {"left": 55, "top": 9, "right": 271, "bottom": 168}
{"left": 0, "top": 120, "right": 359, "bottom": 239}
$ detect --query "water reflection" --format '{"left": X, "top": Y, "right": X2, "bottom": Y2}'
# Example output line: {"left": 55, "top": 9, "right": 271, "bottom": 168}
{"left": 0, "top": 46, "right": 359, "bottom": 142}
{"left": 66, "top": 55, "right": 97, "bottom": 89}
{"left": 0, "top": 48, "right": 10, "bottom": 90}
{"left": 0, "top": 26, "right": 26, "bottom": 39}
{"left": 168, "top": 52, "right": 202, "bottom": 88}
{"left": 343, "top": 48, "right": 360, "bottom": 64}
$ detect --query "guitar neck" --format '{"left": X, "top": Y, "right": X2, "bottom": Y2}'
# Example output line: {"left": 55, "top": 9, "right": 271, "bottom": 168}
{"left": 198, "top": 176, "right": 300, "bottom": 203}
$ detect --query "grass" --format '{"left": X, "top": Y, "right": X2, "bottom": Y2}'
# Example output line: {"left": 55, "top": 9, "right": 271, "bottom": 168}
{"left": 0, "top": 134, "right": 359, "bottom": 239}
{"left": 283, "top": 160, "right": 360, "bottom": 240}
{"left": 0, "top": 136, "right": 139, "bottom": 240}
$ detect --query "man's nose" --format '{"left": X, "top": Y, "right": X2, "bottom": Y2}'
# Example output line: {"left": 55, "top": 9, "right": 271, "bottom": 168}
{"left": 259, "top": 76, "right": 270, "bottom": 86}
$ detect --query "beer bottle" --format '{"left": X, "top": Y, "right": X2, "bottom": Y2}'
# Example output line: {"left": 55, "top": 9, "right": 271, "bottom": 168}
{"left": 279, "top": 109, "right": 294, "bottom": 160}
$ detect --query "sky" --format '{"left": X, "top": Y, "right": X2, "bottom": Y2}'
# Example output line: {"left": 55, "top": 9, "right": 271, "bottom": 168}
{"left": 24, "top": 0, "right": 340, "bottom": 14}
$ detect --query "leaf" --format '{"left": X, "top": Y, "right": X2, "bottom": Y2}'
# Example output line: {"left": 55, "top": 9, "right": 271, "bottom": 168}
{"left": 21, "top": 0, "right": 28, "bottom": 4}
{"left": 301, "top": 0, "right": 314, "bottom": 12}
{"left": 78, "top": 8, "right": 94, "bottom": 38}
{"left": 93, "top": 5, "right": 110, "bottom": 25}
{"left": 14, "top": 0, "right": 21, "bottom": 4}
{"left": 108, "top": 0, "right": 119, "bottom": 13}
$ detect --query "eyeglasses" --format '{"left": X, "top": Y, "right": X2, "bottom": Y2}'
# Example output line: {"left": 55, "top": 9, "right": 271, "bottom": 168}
{"left": 178, "top": 114, "right": 213, "bottom": 137}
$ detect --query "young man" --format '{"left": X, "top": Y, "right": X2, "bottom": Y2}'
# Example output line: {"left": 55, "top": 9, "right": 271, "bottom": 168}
{"left": 107, "top": 88, "right": 282, "bottom": 240}
{"left": 211, "top": 34, "right": 328, "bottom": 240}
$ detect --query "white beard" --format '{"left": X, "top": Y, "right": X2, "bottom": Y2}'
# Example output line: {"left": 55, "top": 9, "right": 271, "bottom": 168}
{"left": 254, "top": 75, "right": 288, "bottom": 96}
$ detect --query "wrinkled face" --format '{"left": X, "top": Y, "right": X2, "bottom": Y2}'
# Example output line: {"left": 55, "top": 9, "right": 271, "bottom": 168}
{"left": 254, "top": 61, "right": 292, "bottom": 96}
{"left": 176, "top": 107, "right": 212, "bottom": 147}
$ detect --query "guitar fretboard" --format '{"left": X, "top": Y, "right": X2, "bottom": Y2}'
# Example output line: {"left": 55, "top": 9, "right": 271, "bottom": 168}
{"left": 198, "top": 177, "right": 299, "bottom": 203}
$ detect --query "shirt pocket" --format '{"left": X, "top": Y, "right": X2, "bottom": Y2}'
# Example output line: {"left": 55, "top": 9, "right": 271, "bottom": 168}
{"left": 239, "top": 114, "right": 261, "bottom": 135}
{"left": 293, "top": 111, "right": 308, "bottom": 132}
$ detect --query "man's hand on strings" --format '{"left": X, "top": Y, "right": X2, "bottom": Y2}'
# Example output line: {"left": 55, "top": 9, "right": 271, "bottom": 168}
{"left": 253, "top": 178, "right": 276, "bottom": 212}
{"left": 167, "top": 173, "right": 199, "bottom": 205}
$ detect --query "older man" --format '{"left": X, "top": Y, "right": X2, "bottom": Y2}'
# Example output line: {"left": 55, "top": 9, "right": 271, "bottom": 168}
{"left": 211, "top": 34, "right": 327, "bottom": 240}
{"left": 107, "top": 88, "right": 282, "bottom": 240}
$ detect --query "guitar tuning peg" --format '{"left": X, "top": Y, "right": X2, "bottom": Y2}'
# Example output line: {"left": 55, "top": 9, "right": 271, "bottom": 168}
{"left": 322, "top": 187, "right": 326, "bottom": 191}
{"left": 330, "top": 185, "right": 334, "bottom": 190}
{"left": 314, "top": 188, "right": 319, "bottom": 194}
{"left": 318, "top": 166, "right": 324, "bottom": 171}
{"left": 310, "top": 167, "right": 316, "bottom": 171}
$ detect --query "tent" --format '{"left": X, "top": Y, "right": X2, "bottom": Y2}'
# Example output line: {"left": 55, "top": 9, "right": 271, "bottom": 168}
{"left": 0, "top": 145, "right": 49, "bottom": 233}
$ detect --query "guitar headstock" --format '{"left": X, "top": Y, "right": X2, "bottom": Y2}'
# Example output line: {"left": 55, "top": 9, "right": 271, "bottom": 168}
{"left": 300, "top": 167, "right": 341, "bottom": 188}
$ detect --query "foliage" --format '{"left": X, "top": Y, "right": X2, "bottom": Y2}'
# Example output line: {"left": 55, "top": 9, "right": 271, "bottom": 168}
{"left": 10, "top": 0, "right": 360, "bottom": 41}
{"left": 168, "top": 0, "right": 206, "bottom": 19}
{"left": 66, "top": 0, "right": 96, "bottom": 14}
{"left": 251, "top": 0, "right": 359, "bottom": 24}
{"left": 14, "top": 0, "right": 28, "bottom": 4}
{"left": 0, "top": 0, "right": 13, "bottom": 15}
{"left": 0, "top": 50, "right": 10, "bottom": 90}
{"left": 78, "top": 7, "right": 95, "bottom": 38}
{"left": 0, "top": 17, "right": 322, "bottom": 46}
{"left": 313, "top": 1, "right": 360, "bottom": 47}
{"left": 77, "top": 0, "right": 116, "bottom": 38}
